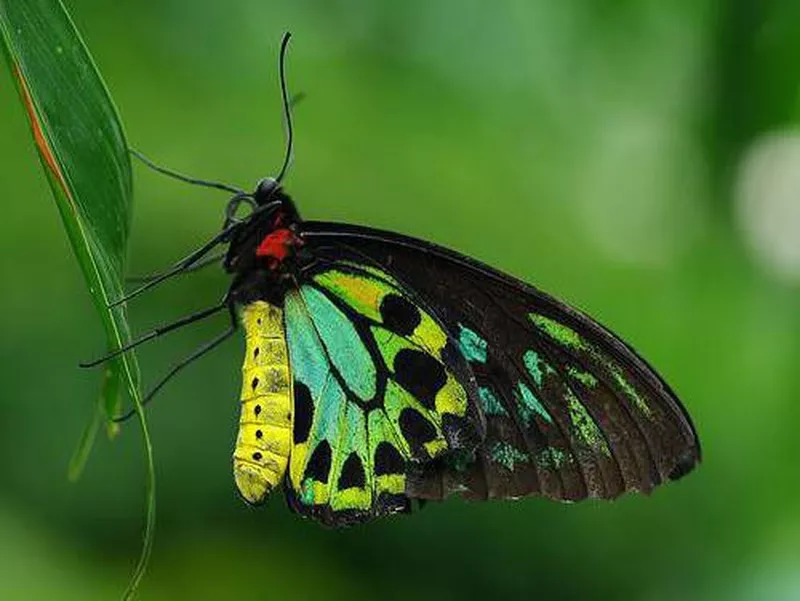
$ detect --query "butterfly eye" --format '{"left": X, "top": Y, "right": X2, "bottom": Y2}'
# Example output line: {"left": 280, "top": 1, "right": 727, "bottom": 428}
{"left": 255, "top": 177, "right": 278, "bottom": 201}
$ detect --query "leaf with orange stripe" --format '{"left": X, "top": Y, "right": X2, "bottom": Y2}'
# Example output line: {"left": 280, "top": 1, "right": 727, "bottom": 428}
{"left": 0, "top": 1, "right": 154, "bottom": 598}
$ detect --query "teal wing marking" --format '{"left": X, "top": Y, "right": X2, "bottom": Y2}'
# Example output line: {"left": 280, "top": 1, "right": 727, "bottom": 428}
{"left": 298, "top": 285, "right": 376, "bottom": 401}
{"left": 425, "top": 306, "right": 689, "bottom": 501}
{"left": 283, "top": 262, "right": 483, "bottom": 526}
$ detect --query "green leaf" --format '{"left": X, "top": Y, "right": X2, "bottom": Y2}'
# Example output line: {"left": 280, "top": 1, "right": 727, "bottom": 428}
{"left": 0, "top": 0, "right": 155, "bottom": 597}
{"left": 67, "top": 366, "right": 121, "bottom": 482}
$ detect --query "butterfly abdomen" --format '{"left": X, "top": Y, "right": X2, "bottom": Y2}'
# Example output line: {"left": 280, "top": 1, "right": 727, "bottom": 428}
{"left": 233, "top": 301, "right": 293, "bottom": 504}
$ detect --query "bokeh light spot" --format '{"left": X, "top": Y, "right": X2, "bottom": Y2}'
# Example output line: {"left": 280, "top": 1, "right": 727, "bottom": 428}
{"left": 736, "top": 130, "right": 800, "bottom": 283}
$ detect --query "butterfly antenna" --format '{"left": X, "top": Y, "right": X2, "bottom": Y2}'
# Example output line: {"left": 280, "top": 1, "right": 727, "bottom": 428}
{"left": 113, "top": 325, "right": 237, "bottom": 423}
{"left": 130, "top": 148, "right": 246, "bottom": 195}
{"left": 80, "top": 301, "right": 227, "bottom": 367}
{"left": 275, "top": 32, "right": 294, "bottom": 184}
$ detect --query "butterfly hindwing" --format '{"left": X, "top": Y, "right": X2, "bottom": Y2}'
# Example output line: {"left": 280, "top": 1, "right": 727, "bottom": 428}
{"left": 282, "top": 261, "right": 483, "bottom": 525}
{"left": 301, "top": 222, "right": 701, "bottom": 502}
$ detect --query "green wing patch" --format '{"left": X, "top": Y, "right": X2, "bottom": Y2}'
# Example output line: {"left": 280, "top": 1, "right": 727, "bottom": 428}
{"left": 441, "top": 309, "right": 690, "bottom": 501}
{"left": 283, "top": 263, "right": 482, "bottom": 525}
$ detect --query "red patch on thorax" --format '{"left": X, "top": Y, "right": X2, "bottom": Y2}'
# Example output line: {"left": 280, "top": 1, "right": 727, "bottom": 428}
{"left": 256, "top": 228, "right": 296, "bottom": 262}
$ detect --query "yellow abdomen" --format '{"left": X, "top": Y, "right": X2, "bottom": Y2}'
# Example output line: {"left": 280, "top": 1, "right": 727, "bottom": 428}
{"left": 233, "top": 301, "right": 292, "bottom": 504}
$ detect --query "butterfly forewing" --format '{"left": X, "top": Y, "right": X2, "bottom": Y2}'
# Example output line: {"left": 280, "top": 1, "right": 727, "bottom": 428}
{"left": 300, "top": 222, "right": 700, "bottom": 503}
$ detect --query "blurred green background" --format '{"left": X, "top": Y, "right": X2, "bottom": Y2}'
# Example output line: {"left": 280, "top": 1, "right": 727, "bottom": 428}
{"left": 2, "top": 1, "right": 800, "bottom": 599}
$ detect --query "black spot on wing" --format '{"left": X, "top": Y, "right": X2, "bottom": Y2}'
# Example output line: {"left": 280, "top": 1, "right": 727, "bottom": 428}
{"left": 338, "top": 453, "right": 366, "bottom": 489}
{"left": 394, "top": 349, "right": 446, "bottom": 411}
{"left": 374, "top": 441, "right": 405, "bottom": 476}
{"left": 304, "top": 441, "right": 332, "bottom": 484}
{"left": 380, "top": 293, "right": 421, "bottom": 336}
{"left": 293, "top": 381, "right": 314, "bottom": 444}
{"left": 399, "top": 407, "right": 437, "bottom": 457}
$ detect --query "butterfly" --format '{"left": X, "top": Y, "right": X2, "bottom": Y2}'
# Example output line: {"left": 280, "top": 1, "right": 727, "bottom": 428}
{"left": 90, "top": 33, "right": 700, "bottom": 527}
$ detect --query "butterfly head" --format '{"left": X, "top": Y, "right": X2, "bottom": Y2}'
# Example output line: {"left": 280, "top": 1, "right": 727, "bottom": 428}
{"left": 254, "top": 177, "right": 279, "bottom": 203}
{"left": 222, "top": 181, "right": 303, "bottom": 298}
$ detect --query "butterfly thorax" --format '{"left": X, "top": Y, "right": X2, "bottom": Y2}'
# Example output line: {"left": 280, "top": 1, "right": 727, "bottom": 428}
{"left": 225, "top": 188, "right": 305, "bottom": 307}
